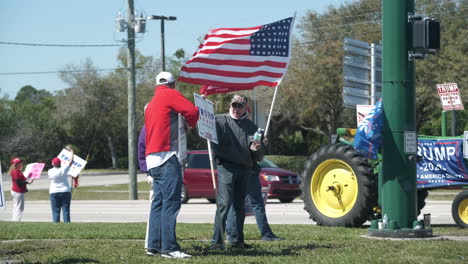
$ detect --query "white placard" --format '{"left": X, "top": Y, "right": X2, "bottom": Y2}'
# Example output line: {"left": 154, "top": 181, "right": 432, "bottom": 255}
{"left": 437, "top": 83, "right": 464, "bottom": 111}
{"left": 194, "top": 93, "right": 218, "bottom": 144}
{"left": 404, "top": 131, "right": 417, "bottom": 154}
{"left": 464, "top": 131, "right": 468, "bottom": 159}
{"left": 57, "top": 149, "right": 87, "bottom": 177}
{"left": 356, "top": 105, "right": 374, "bottom": 126}
{"left": 0, "top": 161, "right": 5, "bottom": 211}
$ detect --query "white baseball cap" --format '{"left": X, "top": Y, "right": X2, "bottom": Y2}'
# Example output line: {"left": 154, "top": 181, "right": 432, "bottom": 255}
{"left": 156, "top": 71, "right": 175, "bottom": 85}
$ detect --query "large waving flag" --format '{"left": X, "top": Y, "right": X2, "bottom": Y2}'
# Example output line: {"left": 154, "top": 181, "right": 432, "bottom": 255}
{"left": 179, "top": 17, "right": 294, "bottom": 89}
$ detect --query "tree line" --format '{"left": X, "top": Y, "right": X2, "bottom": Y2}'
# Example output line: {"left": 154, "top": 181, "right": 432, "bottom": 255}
{"left": 1, "top": 0, "right": 466, "bottom": 171}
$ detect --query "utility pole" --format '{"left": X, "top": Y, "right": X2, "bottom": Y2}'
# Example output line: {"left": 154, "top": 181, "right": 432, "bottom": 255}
{"left": 127, "top": 0, "right": 138, "bottom": 200}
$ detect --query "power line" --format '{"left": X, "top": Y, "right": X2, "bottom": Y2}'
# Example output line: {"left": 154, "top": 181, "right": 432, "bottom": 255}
{"left": 0, "top": 68, "right": 130, "bottom": 75}
{"left": 0, "top": 41, "right": 120, "bottom": 47}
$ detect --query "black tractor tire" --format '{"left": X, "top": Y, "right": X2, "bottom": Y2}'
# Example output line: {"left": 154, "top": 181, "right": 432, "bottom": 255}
{"left": 301, "top": 143, "right": 377, "bottom": 227}
{"left": 207, "top": 198, "right": 216, "bottom": 203}
{"left": 181, "top": 184, "right": 189, "bottom": 204}
{"left": 451, "top": 190, "right": 468, "bottom": 228}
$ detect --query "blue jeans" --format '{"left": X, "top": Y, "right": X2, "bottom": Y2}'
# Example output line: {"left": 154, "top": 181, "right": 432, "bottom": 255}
{"left": 50, "top": 192, "right": 71, "bottom": 222}
{"left": 227, "top": 171, "right": 275, "bottom": 239}
{"left": 146, "top": 155, "right": 182, "bottom": 253}
{"left": 212, "top": 164, "right": 249, "bottom": 245}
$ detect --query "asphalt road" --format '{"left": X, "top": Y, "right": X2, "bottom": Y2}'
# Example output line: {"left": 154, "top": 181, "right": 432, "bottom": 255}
{"left": 0, "top": 172, "right": 457, "bottom": 225}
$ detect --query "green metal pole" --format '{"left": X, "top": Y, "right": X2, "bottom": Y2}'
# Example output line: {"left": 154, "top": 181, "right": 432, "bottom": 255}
{"left": 441, "top": 111, "right": 447, "bottom": 136}
{"left": 381, "top": 0, "right": 416, "bottom": 229}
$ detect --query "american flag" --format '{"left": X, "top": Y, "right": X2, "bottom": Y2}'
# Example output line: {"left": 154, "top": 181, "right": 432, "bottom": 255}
{"left": 179, "top": 17, "right": 293, "bottom": 89}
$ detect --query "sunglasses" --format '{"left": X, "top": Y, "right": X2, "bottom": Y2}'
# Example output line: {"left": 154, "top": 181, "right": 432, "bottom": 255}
{"left": 231, "top": 103, "right": 245, "bottom": 108}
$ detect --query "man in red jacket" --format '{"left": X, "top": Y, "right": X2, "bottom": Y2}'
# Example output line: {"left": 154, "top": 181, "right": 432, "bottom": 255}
{"left": 144, "top": 71, "right": 199, "bottom": 259}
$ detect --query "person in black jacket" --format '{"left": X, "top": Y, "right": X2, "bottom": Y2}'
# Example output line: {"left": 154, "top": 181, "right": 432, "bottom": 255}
{"left": 211, "top": 94, "right": 263, "bottom": 250}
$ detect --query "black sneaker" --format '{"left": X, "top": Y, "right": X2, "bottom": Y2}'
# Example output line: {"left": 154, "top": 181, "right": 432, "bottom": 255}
{"left": 261, "top": 236, "right": 285, "bottom": 241}
{"left": 146, "top": 249, "right": 160, "bottom": 256}
{"left": 229, "top": 242, "right": 252, "bottom": 249}
{"left": 210, "top": 243, "right": 224, "bottom": 250}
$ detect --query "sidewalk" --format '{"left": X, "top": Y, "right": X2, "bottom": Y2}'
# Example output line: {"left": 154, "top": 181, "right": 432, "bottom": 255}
{"left": 1, "top": 172, "right": 148, "bottom": 191}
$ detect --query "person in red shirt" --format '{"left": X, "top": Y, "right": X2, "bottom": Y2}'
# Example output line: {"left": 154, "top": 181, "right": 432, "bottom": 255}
{"left": 144, "top": 71, "right": 199, "bottom": 259}
{"left": 8, "top": 157, "right": 33, "bottom": 221}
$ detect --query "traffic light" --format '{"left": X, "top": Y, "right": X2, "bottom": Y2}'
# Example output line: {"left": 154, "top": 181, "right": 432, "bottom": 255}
{"left": 412, "top": 18, "right": 440, "bottom": 54}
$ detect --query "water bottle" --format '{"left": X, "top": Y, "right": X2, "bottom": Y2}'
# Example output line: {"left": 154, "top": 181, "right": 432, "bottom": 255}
{"left": 253, "top": 128, "right": 263, "bottom": 141}
{"left": 382, "top": 214, "right": 388, "bottom": 229}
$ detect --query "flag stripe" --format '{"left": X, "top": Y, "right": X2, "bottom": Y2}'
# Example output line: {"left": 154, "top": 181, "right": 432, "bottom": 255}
{"left": 209, "top": 26, "right": 262, "bottom": 34}
{"left": 201, "top": 38, "right": 251, "bottom": 47}
{"left": 179, "top": 71, "right": 281, "bottom": 84}
{"left": 196, "top": 48, "right": 250, "bottom": 56}
{"left": 179, "top": 76, "right": 277, "bottom": 88}
{"left": 186, "top": 57, "right": 287, "bottom": 68}
{"left": 188, "top": 54, "right": 289, "bottom": 65}
{"left": 183, "top": 61, "right": 285, "bottom": 74}
{"left": 181, "top": 66, "right": 283, "bottom": 78}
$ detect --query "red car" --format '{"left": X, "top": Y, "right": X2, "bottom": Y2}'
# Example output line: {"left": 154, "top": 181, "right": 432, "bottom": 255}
{"left": 182, "top": 150, "right": 301, "bottom": 203}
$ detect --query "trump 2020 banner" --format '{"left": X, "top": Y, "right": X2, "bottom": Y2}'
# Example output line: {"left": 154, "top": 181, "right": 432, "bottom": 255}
{"left": 417, "top": 137, "right": 468, "bottom": 188}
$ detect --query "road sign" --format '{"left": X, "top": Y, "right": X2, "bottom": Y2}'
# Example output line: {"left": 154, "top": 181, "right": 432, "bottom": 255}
{"left": 436, "top": 83, "right": 464, "bottom": 111}
{"left": 343, "top": 38, "right": 382, "bottom": 108}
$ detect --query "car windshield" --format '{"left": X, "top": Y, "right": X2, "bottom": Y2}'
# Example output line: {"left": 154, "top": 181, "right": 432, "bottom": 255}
{"left": 258, "top": 157, "right": 278, "bottom": 168}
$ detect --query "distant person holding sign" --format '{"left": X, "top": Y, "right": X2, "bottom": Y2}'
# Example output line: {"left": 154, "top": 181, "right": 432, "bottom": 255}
{"left": 211, "top": 94, "right": 264, "bottom": 250}
{"left": 48, "top": 146, "right": 74, "bottom": 222}
{"left": 9, "top": 157, "right": 34, "bottom": 221}
{"left": 144, "top": 71, "right": 199, "bottom": 259}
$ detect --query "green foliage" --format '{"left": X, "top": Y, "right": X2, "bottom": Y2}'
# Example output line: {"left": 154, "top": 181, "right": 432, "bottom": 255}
{"left": 0, "top": 86, "right": 65, "bottom": 170}
{"left": 266, "top": 155, "right": 308, "bottom": 174}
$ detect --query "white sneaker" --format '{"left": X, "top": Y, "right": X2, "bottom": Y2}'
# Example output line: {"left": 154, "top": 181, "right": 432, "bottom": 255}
{"left": 161, "top": 251, "right": 192, "bottom": 259}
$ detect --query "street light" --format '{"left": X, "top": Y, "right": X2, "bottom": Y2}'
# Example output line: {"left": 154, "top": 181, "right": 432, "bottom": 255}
{"left": 148, "top": 15, "right": 177, "bottom": 71}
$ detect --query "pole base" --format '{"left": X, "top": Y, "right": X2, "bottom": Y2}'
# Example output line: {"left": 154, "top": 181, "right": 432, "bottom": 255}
{"left": 367, "top": 227, "right": 433, "bottom": 238}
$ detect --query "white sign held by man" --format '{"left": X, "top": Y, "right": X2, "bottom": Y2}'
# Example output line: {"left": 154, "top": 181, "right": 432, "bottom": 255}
{"left": 57, "top": 149, "right": 87, "bottom": 177}
{"left": 194, "top": 93, "right": 218, "bottom": 144}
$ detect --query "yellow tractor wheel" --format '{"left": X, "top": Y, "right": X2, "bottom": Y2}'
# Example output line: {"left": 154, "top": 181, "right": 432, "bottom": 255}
{"left": 301, "top": 143, "right": 377, "bottom": 227}
{"left": 451, "top": 190, "right": 468, "bottom": 228}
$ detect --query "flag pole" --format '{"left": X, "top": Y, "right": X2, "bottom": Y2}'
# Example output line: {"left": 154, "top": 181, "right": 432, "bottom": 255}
{"left": 264, "top": 84, "right": 279, "bottom": 137}
{"left": 264, "top": 14, "right": 296, "bottom": 138}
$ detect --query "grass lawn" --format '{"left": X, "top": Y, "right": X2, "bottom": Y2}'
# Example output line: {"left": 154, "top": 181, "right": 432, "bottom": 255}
{"left": 0, "top": 222, "right": 467, "bottom": 263}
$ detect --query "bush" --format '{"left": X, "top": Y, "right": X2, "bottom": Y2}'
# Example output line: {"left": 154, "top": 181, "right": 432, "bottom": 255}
{"left": 265, "top": 155, "right": 308, "bottom": 174}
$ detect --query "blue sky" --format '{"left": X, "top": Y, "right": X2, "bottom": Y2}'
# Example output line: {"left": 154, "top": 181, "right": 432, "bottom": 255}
{"left": 0, "top": 0, "right": 346, "bottom": 98}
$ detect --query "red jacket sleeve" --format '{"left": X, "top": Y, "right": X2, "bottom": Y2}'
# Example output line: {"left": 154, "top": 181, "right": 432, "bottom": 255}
{"left": 168, "top": 89, "right": 199, "bottom": 127}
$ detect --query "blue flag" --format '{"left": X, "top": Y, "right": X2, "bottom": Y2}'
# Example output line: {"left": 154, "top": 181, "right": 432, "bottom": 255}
{"left": 354, "top": 99, "right": 384, "bottom": 159}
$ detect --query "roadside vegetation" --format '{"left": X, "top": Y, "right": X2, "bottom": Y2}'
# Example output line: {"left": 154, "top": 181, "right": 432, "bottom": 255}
{"left": 1, "top": 222, "right": 467, "bottom": 263}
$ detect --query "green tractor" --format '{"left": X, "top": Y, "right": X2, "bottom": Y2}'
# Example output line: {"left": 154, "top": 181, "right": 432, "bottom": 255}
{"left": 300, "top": 129, "right": 468, "bottom": 228}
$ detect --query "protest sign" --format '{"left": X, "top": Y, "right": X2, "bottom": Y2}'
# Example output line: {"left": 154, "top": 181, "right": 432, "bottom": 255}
{"left": 194, "top": 93, "right": 218, "bottom": 144}
{"left": 417, "top": 137, "right": 468, "bottom": 188}
{"left": 22, "top": 163, "right": 45, "bottom": 179}
{"left": 436, "top": 83, "right": 464, "bottom": 111}
{"left": 57, "top": 149, "right": 87, "bottom": 177}
{"left": 356, "top": 105, "right": 374, "bottom": 126}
